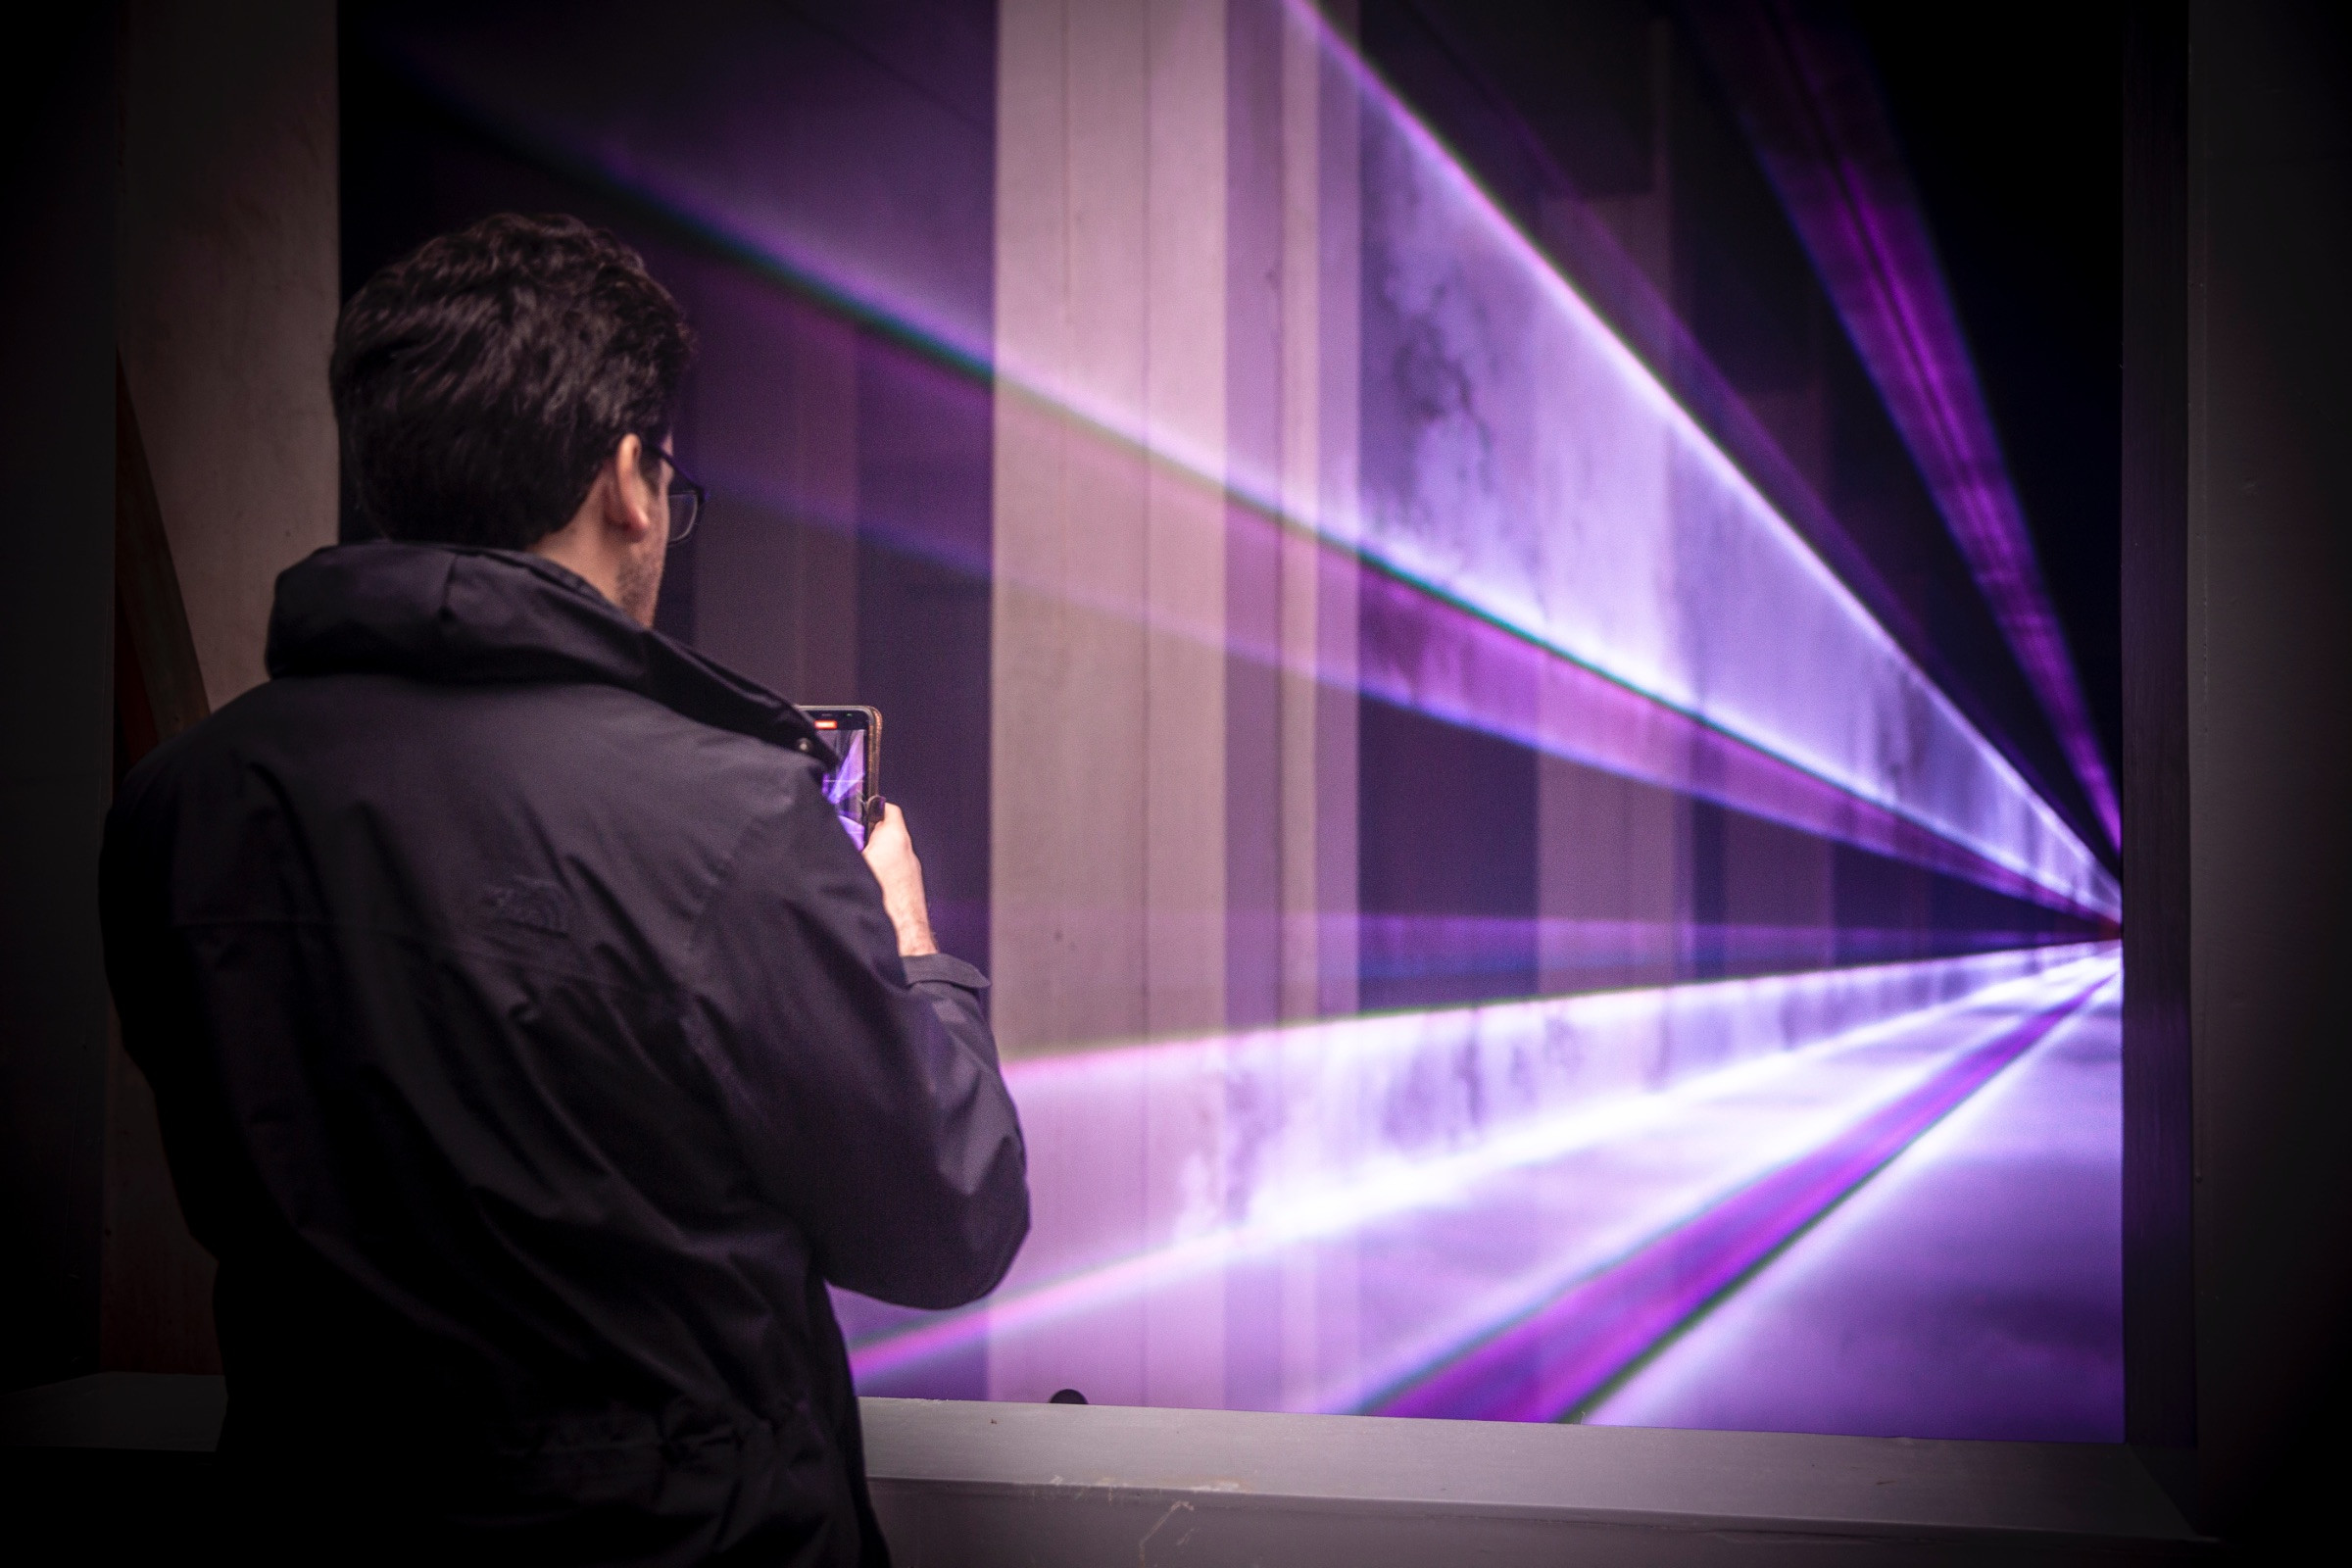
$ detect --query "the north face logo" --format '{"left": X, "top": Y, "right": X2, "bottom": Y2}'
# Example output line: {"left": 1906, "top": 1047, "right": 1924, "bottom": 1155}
{"left": 484, "top": 876, "right": 569, "bottom": 936}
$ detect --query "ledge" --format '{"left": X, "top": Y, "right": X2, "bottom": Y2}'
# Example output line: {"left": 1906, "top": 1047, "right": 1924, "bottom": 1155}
{"left": 0, "top": 1372, "right": 225, "bottom": 1452}
{"left": 862, "top": 1397, "right": 2211, "bottom": 1566}
{"left": 2, "top": 1377, "right": 2212, "bottom": 1564}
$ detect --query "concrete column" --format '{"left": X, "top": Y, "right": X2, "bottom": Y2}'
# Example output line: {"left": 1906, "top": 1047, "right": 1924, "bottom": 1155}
{"left": 1278, "top": 0, "right": 1362, "bottom": 1026}
{"left": 990, "top": 0, "right": 1365, "bottom": 1410}
{"left": 1537, "top": 759, "right": 1688, "bottom": 998}
{"left": 1535, "top": 16, "right": 1690, "bottom": 1003}
{"left": 992, "top": 0, "right": 1230, "bottom": 1055}
{"left": 117, "top": 0, "right": 339, "bottom": 710}
{"left": 990, "top": 0, "right": 1229, "bottom": 1411}
{"left": 1576, "top": 16, "right": 1676, "bottom": 299}
{"left": 1139, "top": 1, "right": 1234, "bottom": 1043}
{"left": 994, "top": 0, "right": 1362, "bottom": 1052}
{"left": 1221, "top": 0, "right": 1366, "bottom": 1413}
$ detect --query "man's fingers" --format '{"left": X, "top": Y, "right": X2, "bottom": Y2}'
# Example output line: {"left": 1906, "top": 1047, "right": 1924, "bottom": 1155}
{"left": 863, "top": 802, "right": 917, "bottom": 867}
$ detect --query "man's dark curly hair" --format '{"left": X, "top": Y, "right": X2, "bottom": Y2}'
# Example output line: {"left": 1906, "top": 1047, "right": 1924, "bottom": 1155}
{"left": 330, "top": 214, "right": 695, "bottom": 549}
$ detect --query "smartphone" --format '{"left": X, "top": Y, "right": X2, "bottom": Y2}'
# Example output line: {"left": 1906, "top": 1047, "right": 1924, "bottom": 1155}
{"left": 803, "top": 706, "right": 882, "bottom": 849}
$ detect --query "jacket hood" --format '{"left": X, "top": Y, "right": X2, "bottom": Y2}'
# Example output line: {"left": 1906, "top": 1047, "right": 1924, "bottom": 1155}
{"left": 266, "top": 542, "right": 830, "bottom": 760}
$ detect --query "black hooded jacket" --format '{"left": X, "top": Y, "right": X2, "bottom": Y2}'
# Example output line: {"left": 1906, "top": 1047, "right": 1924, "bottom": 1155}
{"left": 99, "top": 542, "right": 1028, "bottom": 1565}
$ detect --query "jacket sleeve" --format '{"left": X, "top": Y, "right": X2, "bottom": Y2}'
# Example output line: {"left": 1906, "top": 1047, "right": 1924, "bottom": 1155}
{"left": 682, "top": 770, "right": 1029, "bottom": 1309}
{"left": 96, "top": 760, "right": 263, "bottom": 1263}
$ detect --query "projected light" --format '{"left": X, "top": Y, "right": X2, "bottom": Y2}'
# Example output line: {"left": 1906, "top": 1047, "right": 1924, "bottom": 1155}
{"left": 841, "top": 946, "right": 2113, "bottom": 1405}
{"left": 1349, "top": 557, "right": 2117, "bottom": 917}
{"left": 1372, "top": 971, "right": 2112, "bottom": 1421}
{"left": 1583, "top": 974, "right": 2125, "bottom": 1438}
{"left": 1359, "top": 916, "right": 2082, "bottom": 991}
{"left": 1684, "top": 3, "right": 2123, "bottom": 851}
{"left": 367, "top": 5, "right": 2131, "bottom": 1438}
{"left": 383, "top": 3, "right": 2113, "bottom": 917}
{"left": 1320, "top": 12, "right": 2114, "bottom": 916}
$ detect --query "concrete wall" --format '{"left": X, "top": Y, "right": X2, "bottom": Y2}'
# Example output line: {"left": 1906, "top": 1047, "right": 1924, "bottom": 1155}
{"left": 2182, "top": 0, "right": 2352, "bottom": 1526}
{"left": 0, "top": 8, "right": 120, "bottom": 1395}
{"left": 2125, "top": 0, "right": 2352, "bottom": 1532}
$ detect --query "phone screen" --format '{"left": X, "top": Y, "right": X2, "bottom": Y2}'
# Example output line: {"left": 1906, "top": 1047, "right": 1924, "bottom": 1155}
{"left": 806, "top": 708, "right": 879, "bottom": 849}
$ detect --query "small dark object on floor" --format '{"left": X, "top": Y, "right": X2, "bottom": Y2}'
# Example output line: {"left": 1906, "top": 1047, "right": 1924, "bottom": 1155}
{"left": 1049, "top": 1389, "right": 1088, "bottom": 1405}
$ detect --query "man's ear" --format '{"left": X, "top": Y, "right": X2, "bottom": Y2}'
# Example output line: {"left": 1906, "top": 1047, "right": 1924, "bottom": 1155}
{"left": 606, "top": 433, "right": 659, "bottom": 541}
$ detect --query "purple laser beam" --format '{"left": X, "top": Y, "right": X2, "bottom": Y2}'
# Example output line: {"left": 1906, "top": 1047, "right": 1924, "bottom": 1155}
{"left": 376, "top": 2, "right": 2116, "bottom": 914}
{"left": 1682, "top": 0, "right": 2122, "bottom": 852}
{"left": 841, "top": 948, "right": 2112, "bottom": 1396}
{"left": 1370, "top": 972, "right": 2111, "bottom": 1422}
{"left": 1354, "top": 565, "right": 2118, "bottom": 918}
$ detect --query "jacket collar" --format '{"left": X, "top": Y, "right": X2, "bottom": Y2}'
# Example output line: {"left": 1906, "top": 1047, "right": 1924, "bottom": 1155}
{"left": 265, "top": 542, "right": 832, "bottom": 761}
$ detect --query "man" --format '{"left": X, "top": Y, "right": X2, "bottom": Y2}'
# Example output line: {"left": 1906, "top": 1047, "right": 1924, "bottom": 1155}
{"left": 99, "top": 214, "right": 1028, "bottom": 1565}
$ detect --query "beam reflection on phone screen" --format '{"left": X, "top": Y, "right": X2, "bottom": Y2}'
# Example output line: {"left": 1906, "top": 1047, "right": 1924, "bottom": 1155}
{"left": 819, "top": 728, "right": 867, "bottom": 849}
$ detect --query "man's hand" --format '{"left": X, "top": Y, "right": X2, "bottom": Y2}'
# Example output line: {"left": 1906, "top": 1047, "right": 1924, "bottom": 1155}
{"left": 862, "top": 802, "right": 939, "bottom": 957}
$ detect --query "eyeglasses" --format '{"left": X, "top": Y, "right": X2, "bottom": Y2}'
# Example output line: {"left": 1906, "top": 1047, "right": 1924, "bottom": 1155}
{"left": 641, "top": 439, "right": 707, "bottom": 546}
